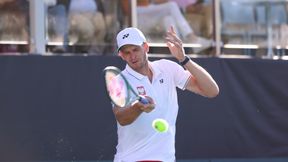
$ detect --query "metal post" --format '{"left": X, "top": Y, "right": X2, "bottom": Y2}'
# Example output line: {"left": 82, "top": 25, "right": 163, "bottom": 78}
{"left": 214, "top": 0, "right": 222, "bottom": 56}
{"left": 29, "top": 0, "right": 46, "bottom": 54}
{"left": 131, "top": 0, "right": 138, "bottom": 27}
{"left": 266, "top": 2, "right": 274, "bottom": 59}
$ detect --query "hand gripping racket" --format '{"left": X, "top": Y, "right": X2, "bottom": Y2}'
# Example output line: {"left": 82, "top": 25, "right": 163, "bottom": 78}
{"left": 103, "top": 66, "right": 149, "bottom": 107}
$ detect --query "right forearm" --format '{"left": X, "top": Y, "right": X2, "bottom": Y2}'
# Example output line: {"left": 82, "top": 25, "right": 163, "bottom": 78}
{"left": 113, "top": 103, "right": 143, "bottom": 126}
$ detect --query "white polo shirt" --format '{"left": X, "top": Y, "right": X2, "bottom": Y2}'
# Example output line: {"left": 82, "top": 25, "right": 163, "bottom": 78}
{"left": 114, "top": 59, "right": 191, "bottom": 162}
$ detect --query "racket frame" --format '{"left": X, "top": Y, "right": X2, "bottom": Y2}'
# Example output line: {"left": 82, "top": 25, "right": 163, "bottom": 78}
{"left": 103, "top": 66, "right": 142, "bottom": 107}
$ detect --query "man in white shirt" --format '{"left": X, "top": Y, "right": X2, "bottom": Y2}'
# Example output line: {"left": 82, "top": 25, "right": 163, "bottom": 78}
{"left": 113, "top": 26, "right": 219, "bottom": 162}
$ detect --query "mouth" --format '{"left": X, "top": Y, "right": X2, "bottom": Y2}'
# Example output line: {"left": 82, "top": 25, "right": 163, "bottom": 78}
{"left": 131, "top": 60, "right": 138, "bottom": 64}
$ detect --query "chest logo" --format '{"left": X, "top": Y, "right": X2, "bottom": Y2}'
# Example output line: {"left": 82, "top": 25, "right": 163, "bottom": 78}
{"left": 160, "top": 79, "right": 164, "bottom": 84}
{"left": 136, "top": 86, "right": 146, "bottom": 95}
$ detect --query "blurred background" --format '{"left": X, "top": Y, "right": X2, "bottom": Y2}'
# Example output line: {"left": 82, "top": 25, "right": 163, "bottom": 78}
{"left": 0, "top": 1, "right": 288, "bottom": 162}
{"left": 0, "top": 0, "right": 287, "bottom": 59}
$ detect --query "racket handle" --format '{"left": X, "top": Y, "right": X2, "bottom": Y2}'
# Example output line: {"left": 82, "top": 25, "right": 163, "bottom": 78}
{"left": 139, "top": 96, "right": 149, "bottom": 104}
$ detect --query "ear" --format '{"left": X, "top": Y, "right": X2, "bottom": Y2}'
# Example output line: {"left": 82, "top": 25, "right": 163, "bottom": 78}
{"left": 143, "top": 42, "right": 150, "bottom": 53}
{"left": 118, "top": 51, "right": 125, "bottom": 60}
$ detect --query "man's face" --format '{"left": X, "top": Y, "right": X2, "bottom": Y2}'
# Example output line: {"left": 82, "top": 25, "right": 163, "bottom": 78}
{"left": 118, "top": 43, "right": 149, "bottom": 71}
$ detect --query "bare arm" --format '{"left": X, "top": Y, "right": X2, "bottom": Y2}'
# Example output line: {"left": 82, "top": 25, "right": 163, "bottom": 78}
{"left": 113, "top": 96, "right": 155, "bottom": 126}
{"left": 165, "top": 26, "right": 219, "bottom": 98}
{"left": 181, "top": 58, "right": 219, "bottom": 98}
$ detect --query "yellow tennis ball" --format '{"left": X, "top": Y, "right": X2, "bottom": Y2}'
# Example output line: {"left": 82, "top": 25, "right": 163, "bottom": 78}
{"left": 152, "top": 118, "right": 169, "bottom": 133}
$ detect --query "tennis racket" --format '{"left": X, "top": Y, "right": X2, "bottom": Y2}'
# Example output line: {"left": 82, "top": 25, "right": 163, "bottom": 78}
{"left": 103, "top": 66, "right": 149, "bottom": 107}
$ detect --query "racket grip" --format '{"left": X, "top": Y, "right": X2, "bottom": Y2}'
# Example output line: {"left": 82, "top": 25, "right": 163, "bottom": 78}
{"left": 139, "top": 96, "right": 149, "bottom": 104}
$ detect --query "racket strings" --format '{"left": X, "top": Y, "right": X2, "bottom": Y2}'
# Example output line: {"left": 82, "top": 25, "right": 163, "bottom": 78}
{"left": 105, "top": 71, "right": 129, "bottom": 107}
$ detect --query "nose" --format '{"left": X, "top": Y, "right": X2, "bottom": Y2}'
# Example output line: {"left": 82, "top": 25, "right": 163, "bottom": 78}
{"left": 129, "top": 52, "right": 137, "bottom": 59}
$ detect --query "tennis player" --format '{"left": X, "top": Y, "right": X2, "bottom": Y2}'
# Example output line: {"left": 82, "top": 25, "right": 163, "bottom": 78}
{"left": 113, "top": 26, "right": 219, "bottom": 162}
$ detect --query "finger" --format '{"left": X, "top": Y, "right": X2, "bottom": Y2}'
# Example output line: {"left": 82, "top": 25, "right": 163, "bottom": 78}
{"left": 143, "top": 95, "right": 155, "bottom": 104}
{"left": 170, "top": 26, "right": 176, "bottom": 34}
{"left": 166, "top": 39, "right": 182, "bottom": 49}
{"left": 165, "top": 36, "right": 174, "bottom": 43}
{"left": 166, "top": 42, "right": 174, "bottom": 48}
{"left": 165, "top": 35, "right": 181, "bottom": 44}
{"left": 147, "top": 104, "right": 155, "bottom": 112}
{"left": 166, "top": 33, "right": 182, "bottom": 45}
{"left": 141, "top": 104, "right": 155, "bottom": 113}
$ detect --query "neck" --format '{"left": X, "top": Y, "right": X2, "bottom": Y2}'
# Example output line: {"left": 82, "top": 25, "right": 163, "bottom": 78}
{"left": 139, "top": 63, "right": 153, "bottom": 83}
{"left": 129, "top": 60, "right": 153, "bottom": 82}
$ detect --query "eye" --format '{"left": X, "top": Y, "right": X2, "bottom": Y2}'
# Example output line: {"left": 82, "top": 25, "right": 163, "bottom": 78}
{"left": 122, "top": 51, "right": 130, "bottom": 56}
{"left": 133, "top": 47, "right": 140, "bottom": 52}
